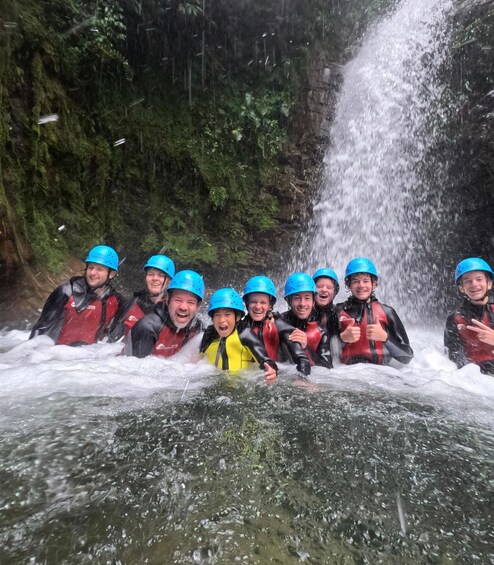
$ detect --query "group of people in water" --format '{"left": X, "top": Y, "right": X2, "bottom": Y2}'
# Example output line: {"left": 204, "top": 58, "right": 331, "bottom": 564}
{"left": 29, "top": 245, "right": 494, "bottom": 377}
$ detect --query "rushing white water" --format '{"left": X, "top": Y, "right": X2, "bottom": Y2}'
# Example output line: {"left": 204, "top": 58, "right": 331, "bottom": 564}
{"left": 1, "top": 329, "right": 493, "bottom": 426}
{"left": 295, "top": 0, "right": 459, "bottom": 323}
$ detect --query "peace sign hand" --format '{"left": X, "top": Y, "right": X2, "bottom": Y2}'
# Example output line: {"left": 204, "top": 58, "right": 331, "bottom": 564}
{"left": 466, "top": 319, "right": 494, "bottom": 346}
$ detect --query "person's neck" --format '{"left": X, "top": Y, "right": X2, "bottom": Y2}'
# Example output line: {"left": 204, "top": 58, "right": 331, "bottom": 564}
{"left": 469, "top": 296, "right": 488, "bottom": 306}
{"left": 149, "top": 293, "right": 163, "bottom": 304}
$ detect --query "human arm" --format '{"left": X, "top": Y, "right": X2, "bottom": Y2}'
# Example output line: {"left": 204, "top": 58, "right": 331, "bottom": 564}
{"left": 288, "top": 328, "right": 307, "bottom": 348}
{"left": 444, "top": 313, "right": 468, "bottom": 368}
{"left": 315, "top": 323, "right": 333, "bottom": 369}
{"left": 106, "top": 294, "right": 133, "bottom": 342}
{"left": 238, "top": 326, "right": 278, "bottom": 378}
{"left": 381, "top": 305, "right": 413, "bottom": 364}
{"left": 275, "top": 317, "right": 311, "bottom": 376}
{"left": 124, "top": 312, "right": 163, "bottom": 358}
{"left": 29, "top": 282, "right": 71, "bottom": 341}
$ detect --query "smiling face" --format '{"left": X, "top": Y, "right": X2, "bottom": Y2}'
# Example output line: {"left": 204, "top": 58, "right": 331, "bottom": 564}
{"left": 315, "top": 277, "right": 336, "bottom": 307}
{"left": 290, "top": 292, "right": 314, "bottom": 320}
{"left": 459, "top": 271, "right": 492, "bottom": 304}
{"left": 167, "top": 289, "right": 200, "bottom": 328}
{"left": 212, "top": 308, "right": 239, "bottom": 338}
{"left": 145, "top": 268, "right": 170, "bottom": 296}
{"left": 247, "top": 292, "right": 271, "bottom": 322}
{"left": 349, "top": 274, "right": 377, "bottom": 302}
{"left": 85, "top": 262, "right": 113, "bottom": 288}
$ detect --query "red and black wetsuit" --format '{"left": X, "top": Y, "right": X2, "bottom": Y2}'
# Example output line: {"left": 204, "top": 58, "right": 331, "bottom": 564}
{"left": 313, "top": 303, "right": 339, "bottom": 338}
{"left": 29, "top": 276, "right": 125, "bottom": 346}
{"left": 444, "top": 296, "right": 494, "bottom": 375}
{"left": 125, "top": 301, "right": 202, "bottom": 359}
{"left": 336, "top": 296, "right": 413, "bottom": 365}
{"left": 108, "top": 290, "right": 164, "bottom": 342}
{"left": 280, "top": 310, "right": 332, "bottom": 369}
{"left": 239, "top": 313, "right": 311, "bottom": 375}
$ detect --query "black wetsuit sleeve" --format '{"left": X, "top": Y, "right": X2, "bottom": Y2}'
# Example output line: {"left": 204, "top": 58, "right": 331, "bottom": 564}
{"left": 29, "top": 283, "right": 71, "bottom": 341}
{"left": 125, "top": 312, "right": 163, "bottom": 358}
{"left": 382, "top": 305, "right": 414, "bottom": 364}
{"left": 444, "top": 313, "right": 468, "bottom": 368}
{"left": 238, "top": 326, "right": 278, "bottom": 373}
{"left": 107, "top": 295, "right": 133, "bottom": 343}
{"left": 274, "top": 317, "right": 311, "bottom": 375}
{"left": 199, "top": 325, "right": 218, "bottom": 353}
{"left": 327, "top": 307, "right": 340, "bottom": 338}
{"left": 315, "top": 323, "right": 333, "bottom": 369}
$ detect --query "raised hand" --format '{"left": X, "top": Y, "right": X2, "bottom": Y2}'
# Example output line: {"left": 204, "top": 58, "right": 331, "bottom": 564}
{"left": 366, "top": 323, "right": 388, "bottom": 342}
{"left": 340, "top": 319, "right": 361, "bottom": 343}
{"left": 466, "top": 318, "right": 494, "bottom": 346}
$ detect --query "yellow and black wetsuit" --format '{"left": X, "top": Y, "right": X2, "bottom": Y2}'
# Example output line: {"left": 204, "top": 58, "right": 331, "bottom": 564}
{"left": 200, "top": 324, "right": 277, "bottom": 373}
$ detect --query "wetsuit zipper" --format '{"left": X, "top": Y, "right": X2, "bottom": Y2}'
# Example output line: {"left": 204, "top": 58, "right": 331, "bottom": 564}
{"left": 366, "top": 302, "right": 379, "bottom": 364}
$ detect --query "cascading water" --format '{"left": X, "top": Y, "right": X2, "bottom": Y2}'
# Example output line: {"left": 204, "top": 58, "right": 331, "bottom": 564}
{"left": 1, "top": 1, "right": 494, "bottom": 564}
{"left": 296, "top": 0, "right": 461, "bottom": 323}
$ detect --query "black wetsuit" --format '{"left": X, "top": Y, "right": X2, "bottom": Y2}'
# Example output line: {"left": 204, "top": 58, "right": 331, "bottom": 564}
{"left": 336, "top": 296, "right": 413, "bottom": 365}
{"left": 444, "top": 296, "right": 494, "bottom": 375}
{"left": 108, "top": 290, "right": 160, "bottom": 342}
{"left": 125, "top": 301, "right": 202, "bottom": 358}
{"left": 313, "top": 303, "right": 339, "bottom": 338}
{"left": 29, "top": 276, "right": 125, "bottom": 345}
{"left": 239, "top": 313, "right": 311, "bottom": 375}
{"left": 280, "top": 310, "right": 333, "bottom": 369}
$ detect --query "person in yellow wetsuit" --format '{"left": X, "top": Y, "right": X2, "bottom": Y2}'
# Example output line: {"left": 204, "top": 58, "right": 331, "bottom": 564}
{"left": 200, "top": 288, "right": 278, "bottom": 380}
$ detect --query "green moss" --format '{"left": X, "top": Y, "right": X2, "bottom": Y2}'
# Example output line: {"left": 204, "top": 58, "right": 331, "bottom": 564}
{"left": 1, "top": 0, "right": 383, "bottom": 275}
{"left": 28, "top": 210, "right": 67, "bottom": 273}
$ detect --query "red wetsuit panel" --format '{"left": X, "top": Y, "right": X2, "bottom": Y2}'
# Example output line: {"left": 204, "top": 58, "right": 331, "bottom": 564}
{"left": 124, "top": 303, "right": 146, "bottom": 336}
{"left": 252, "top": 319, "right": 280, "bottom": 362}
{"left": 57, "top": 295, "right": 119, "bottom": 345}
{"left": 152, "top": 325, "right": 199, "bottom": 358}
{"left": 305, "top": 321, "right": 323, "bottom": 366}
{"left": 339, "top": 302, "right": 388, "bottom": 364}
{"left": 455, "top": 309, "right": 494, "bottom": 364}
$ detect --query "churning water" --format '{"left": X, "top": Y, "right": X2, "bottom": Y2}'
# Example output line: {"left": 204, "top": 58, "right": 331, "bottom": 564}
{"left": 1, "top": 0, "right": 493, "bottom": 563}
{"left": 295, "top": 0, "right": 460, "bottom": 323}
{"left": 1, "top": 329, "right": 494, "bottom": 564}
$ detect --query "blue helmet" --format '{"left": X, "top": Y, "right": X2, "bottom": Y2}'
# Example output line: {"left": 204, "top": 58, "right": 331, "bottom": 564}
{"left": 284, "top": 273, "right": 316, "bottom": 299}
{"left": 168, "top": 270, "right": 204, "bottom": 301}
{"left": 344, "top": 258, "right": 378, "bottom": 280}
{"left": 313, "top": 268, "right": 339, "bottom": 297}
{"left": 144, "top": 255, "right": 175, "bottom": 278}
{"left": 85, "top": 245, "right": 119, "bottom": 272}
{"left": 243, "top": 276, "right": 277, "bottom": 304}
{"left": 208, "top": 288, "right": 245, "bottom": 316}
{"left": 455, "top": 257, "right": 493, "bottom": 285}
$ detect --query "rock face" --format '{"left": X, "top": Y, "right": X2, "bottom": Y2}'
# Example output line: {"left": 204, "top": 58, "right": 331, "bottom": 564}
{"left": 264, "top": 55, "right": 342, "bottom": 282}
{"left": 449, "top": 0, "right": 494, "bottom": 257}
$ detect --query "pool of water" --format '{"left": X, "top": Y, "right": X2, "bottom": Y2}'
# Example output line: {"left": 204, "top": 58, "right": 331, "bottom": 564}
{"left": 0, "top": 329, "right": 493, "bottom": 564}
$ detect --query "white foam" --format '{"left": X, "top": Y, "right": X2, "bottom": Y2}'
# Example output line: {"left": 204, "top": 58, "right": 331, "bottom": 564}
{"left": 0, "top": 331, "right": 216, "bottom": 401}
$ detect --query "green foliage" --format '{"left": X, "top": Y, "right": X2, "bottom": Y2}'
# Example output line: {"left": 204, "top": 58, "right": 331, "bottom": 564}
{"left": 0, "top": 0, "right": 384, "bottom": 276}
{"left": 28, "top": 211, "right": 68, "bottom": 273}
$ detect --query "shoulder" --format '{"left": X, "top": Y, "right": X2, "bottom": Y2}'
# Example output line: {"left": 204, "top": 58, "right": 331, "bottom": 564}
{"left": 200, "top": 324, "right": 219, "bottom": 351}
{"left": 133, "top": 311, "right": 164, "bottom": 335}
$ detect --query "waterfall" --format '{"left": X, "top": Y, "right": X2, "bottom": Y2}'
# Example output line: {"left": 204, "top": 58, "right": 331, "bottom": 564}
{"left": 296, "top": 0, "right": 458, "bottom": 323}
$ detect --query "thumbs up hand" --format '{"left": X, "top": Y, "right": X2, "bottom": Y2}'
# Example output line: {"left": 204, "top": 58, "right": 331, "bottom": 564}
{"left": 340, "top": 319, "right": 361, "bottom": 343}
